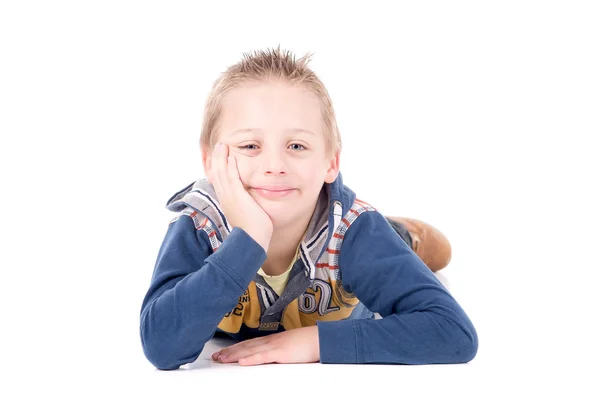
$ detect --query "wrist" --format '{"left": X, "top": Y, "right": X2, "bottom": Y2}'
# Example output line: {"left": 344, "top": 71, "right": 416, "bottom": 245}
{"left": 257, "top": 233, "right": 272, "bottom": 253}
{"left": 312, "top": 326, "right": 320, "bottom": 361}
{"left": 245, "top": 228, "right": 272, "bottom": 253}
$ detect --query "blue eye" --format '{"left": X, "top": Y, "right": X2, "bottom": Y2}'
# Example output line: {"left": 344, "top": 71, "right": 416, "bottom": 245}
{"left": 290, "top": 143, "right": 306, "bottom": 151}
{"left": 238, "top": 144, "right": 258, "bottom": 150}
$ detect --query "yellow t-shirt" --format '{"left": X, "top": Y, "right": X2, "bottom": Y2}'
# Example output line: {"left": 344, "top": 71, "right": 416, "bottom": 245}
{"left": 257, "top": 244, "right": 300, "bottom": 297}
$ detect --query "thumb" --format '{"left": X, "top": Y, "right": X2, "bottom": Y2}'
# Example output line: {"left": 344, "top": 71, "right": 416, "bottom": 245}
{"left": 227, "top": 156, "right": 243, "bottom": 187}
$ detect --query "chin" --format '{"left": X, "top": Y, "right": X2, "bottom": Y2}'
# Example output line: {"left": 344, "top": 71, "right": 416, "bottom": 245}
{"left": 253, "top": 198, "right": 293, "bottom": 225}
{"left": 258, "top": 200, "right": 287, "bottom": 219}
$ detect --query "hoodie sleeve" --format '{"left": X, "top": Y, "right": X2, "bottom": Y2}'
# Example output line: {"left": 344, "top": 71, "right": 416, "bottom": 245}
{"left": 140, "top": 214, "right": 267, "bottom": 370}
{"left": 316, "top": 210, "right": 478, "bottom": 365}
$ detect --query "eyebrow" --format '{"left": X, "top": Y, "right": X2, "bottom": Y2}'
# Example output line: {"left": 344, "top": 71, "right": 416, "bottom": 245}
{"left": 229, "top": 128, "right": 316, "bottom": 136}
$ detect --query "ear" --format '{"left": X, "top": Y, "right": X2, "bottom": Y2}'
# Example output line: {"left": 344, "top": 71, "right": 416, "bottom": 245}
{"left": 324, "top": 150, "right": 340, "bottom": 184}
{"left": 201, "top": 146, "right": 213, "bottom": 182}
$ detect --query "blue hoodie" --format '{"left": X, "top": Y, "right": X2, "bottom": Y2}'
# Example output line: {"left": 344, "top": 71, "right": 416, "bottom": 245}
{"left": 140, "top": 173, "right": 478, "bottom": 370}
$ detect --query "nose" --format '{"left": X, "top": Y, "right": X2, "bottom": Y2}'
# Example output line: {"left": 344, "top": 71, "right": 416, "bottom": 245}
{"left": 260, "top": 146, "right": 287, "bottom": 176}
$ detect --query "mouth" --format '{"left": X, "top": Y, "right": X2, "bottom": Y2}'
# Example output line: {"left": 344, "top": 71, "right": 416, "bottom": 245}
{"left": 250, "top": 186, "right": 297, "bottom": 199}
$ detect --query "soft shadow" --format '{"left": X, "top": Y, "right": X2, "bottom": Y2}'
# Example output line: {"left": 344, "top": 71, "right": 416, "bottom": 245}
{"left": 183, "top": 337, "right": 239, "bottom": 370}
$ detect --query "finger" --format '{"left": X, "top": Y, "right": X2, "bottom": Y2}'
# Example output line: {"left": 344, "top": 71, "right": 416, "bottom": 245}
{"left": 226, "top": 155, "right": 243, "bottom": 188}
{"left": 238, "top": 350, "right": 278, "bottom": 366}
{"left": 211, "top": 336, "right": 265, "bottom": 361}
{"left": 218, "top": 144, "right": 234, "bottom": 189}
{"left": 214, "top": 336, "right": 268, "bottom": 357}
{"left": 227, "top": 336, "right": 269, "bottom": 351}
{"left": 219, "top": 344, "right": 273, "bottom": 364}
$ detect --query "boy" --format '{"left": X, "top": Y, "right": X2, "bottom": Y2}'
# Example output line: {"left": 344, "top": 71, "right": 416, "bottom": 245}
{"left": 140, "top": 47, "right": 478, "bottom": 370}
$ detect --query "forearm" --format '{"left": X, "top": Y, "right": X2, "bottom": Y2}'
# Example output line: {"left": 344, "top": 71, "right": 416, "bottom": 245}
{"left": 317, "top": 307, "right": 478, "bottom": 364}
{"left": 140, "top": 228, "right": 266, "bottom": 370}
{"left": 330, "top": 211, "right": 478, "bottom": 365}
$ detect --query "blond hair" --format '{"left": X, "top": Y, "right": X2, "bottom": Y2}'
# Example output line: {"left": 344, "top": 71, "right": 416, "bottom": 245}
{"left": 199, "top": 46, "right": 341, "bottom": 156}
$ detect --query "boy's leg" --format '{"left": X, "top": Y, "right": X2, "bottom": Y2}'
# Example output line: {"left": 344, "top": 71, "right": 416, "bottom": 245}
{"left": 385, "top": 216, "right": 452, "bottom": 272}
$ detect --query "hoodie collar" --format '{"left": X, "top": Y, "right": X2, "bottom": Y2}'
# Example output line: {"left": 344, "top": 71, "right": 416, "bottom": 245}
{"left": 165, "top": 172, "right": 355, "bottom": 272}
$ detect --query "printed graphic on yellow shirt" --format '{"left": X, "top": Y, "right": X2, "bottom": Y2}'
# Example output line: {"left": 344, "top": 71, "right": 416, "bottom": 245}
{"left": 217, "top": 282, "right": 261, "bottom": 333}
{"left": 217, "top": 278, "right": 360, "bottom": 334}
{"left": 297, "top": 278, "right": 359, "bottom": 326}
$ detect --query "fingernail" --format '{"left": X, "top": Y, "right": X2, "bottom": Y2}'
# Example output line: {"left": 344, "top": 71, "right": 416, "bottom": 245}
{"left": 211, "top": 352, "right": 219, "bottom": 360}
{"left": 218, "top": 354, "right": 228, "bottom": 362}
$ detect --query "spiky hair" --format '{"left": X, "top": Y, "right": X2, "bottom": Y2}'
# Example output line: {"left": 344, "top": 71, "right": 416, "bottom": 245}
{"left": 199, "top": 46, "right": 341, "bottom": 155}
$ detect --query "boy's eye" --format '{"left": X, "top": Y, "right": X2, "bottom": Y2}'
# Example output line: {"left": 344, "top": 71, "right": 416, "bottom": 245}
{"left": 237, "top": 144, "right": 306, "bottom": 151}
{"left": 238, "top": 144, "right": 259, "bottom": 151}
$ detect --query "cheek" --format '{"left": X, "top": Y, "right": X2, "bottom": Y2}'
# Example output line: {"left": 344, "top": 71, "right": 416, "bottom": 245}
{"left": 301, "top": 161, "right": 327, "bottom": 179}
{"left": 297, "top": 165, "right": 328, "bottom": 190}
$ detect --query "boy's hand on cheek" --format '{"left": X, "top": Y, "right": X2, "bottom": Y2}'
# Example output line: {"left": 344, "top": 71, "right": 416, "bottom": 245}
{"left": 208, "top": 143, "right": 273, "bottom": 253}
{"left": 211, "top": 326, "right": 320, "bottom": 366}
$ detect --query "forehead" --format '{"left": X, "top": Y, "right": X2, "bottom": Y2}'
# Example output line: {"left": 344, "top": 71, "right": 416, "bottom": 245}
{"left": 218, "top": 81, "right": 324, "bottom": 137}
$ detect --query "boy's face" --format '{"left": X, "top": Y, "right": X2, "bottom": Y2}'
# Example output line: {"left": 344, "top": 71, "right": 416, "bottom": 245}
{"left": 203, "top": 80, "right": 339, "bottom": 227}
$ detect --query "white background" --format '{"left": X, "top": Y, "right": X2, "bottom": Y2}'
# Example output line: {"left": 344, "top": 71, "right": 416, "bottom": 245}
{"left": 1, "top": 1, "right": 599, "bottom": 399}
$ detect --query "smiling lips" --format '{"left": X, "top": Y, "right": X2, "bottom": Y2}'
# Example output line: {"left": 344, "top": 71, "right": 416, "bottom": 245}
{"left": 251, "top": 185, "right": 297, "bottom": 199}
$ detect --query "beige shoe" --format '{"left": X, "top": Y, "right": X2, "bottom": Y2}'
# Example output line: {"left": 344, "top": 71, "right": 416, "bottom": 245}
{"left": 386, "top": 216, "right": 452, "bottom": 272}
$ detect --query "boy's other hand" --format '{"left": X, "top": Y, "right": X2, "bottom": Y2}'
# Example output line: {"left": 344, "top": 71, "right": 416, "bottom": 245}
{"left": 211, "top": 326, "right": 320, "bottom": 366}
{"left": 208, "top": 142, "right": 273, "bottom": 253}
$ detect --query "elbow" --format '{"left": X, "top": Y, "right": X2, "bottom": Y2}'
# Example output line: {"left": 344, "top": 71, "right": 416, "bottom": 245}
{"left": 452, "top": 320, "right": 478, "bottom": 364}
{"left": 141, "top": 325, "right": 184, "bottom": 371}
{"left": 140, "top": 309, "right": 187, "bottom": 371}
{"left": 142, "top": 339, "right": 183, "bottom": 371}
{"left": 429, "top": 311, "right": 478, "bottom": 364}
{"left": 139, "top": 302, "right": 211, "bottom": 370}
{"left": 145, "top": 352, "right": 183, "bottom": 371}
{"left": 141, "top": 331, "right": 206, "bottom": 370}
{"left": 456, "top": 334, "right": 478, "bottom": 364}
